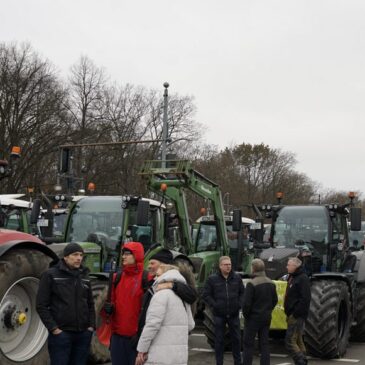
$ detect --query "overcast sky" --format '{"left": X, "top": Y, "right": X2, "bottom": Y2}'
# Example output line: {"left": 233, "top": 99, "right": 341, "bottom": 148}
{"left": 2, "top": 0, "right": 365, "bottom": 193}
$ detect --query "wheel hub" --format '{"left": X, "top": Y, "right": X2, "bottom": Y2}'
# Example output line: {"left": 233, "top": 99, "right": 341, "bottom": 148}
{"left": 2, "top": 304, "right": 27, "bottom": 329}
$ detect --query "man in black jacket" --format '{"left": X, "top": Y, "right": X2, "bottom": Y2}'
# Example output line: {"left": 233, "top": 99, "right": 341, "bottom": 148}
{"left": 242, "top": 258, "right": 278, "bottom": 365}
{"left": 284, "top": 257, "right": 311, "bottom": 365}
{"left": 36, "top": 243, "right": 95, "bottom": 365}
{"left": 203, "top": 256, "right": 244, "bottom": 365}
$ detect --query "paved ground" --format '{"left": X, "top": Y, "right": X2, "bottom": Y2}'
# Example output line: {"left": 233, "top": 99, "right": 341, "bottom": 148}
{"left": 102, "top": 326, "right": 364, "bottom": 364}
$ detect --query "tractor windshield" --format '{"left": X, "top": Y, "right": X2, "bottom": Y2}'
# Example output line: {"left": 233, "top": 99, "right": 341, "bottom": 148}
{"left": 273, "top": 206, "right": 329, "bottom": 250}
{"left": 66, "top": 196, "right": 156, "bottom": 252}
{"left": 196, "top": 221, "right": 251, "bottom": 253}
{"left": 196, "top": 223, "right": 218, "bottom": 252}
{"left": 67, "top": 197, "right": 124, "bottom": 250}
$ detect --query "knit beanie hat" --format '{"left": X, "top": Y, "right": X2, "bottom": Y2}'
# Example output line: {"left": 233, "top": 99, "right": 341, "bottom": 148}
{"left": 149, "top": 248, "right": 173, "bottom": 264}
{"left": 63, "top": 243, "right": 84, "bottom": 257}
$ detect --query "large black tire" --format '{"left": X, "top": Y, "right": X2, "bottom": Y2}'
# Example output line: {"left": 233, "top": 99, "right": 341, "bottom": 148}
{"left": 203, "top": 306, "right": 232, "bottom": 350}
{"left": 0, "top": 249, "right": 51, "bottom": 365}
{"left": 88, "top": 279, "right": 110, "bottom": 364}
{"left": 351, "top": 284, "right": 365, "bottom": 341}
{"left": 304, "top": 280, "right": 351, "bottom": 358}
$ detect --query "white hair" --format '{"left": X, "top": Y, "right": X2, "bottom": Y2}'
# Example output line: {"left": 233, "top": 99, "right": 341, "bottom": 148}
{"left": 288, "top": 257, "right": 302, "bottom": 267}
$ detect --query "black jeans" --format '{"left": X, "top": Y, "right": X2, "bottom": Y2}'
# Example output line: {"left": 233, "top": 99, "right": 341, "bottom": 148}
{"left": 242, "top": 317, "right": 271, "bottom": 365}
{"left": 214, "top": 314, "right": 241, "bottom": 365}
{"left": 110, "top": 334, "right": 137, "bottom": 365}
{"left": 285, "top": 315, "right": 307, "bottom": 365}
{"left": 48, "top": 330, "right": 93, "bottom": 365}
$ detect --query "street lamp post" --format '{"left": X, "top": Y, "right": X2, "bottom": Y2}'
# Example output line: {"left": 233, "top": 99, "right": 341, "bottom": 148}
{"left": 161, "top": 82, "right": 169, "bottom": 168}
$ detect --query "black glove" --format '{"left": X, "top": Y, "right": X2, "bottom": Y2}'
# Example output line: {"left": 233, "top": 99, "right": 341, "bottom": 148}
{"left": 104, "top": 302, "right": 114, "bottom": 315}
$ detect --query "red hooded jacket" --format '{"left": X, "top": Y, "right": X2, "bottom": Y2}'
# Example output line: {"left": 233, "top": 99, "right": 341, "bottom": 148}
{"left": 110, "top": 241, "right": 149, "bottom": 337}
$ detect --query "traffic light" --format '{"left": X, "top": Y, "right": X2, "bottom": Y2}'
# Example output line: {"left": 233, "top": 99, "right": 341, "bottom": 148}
{"left": 59, "top": 148, "right": 70, "bottom": 173}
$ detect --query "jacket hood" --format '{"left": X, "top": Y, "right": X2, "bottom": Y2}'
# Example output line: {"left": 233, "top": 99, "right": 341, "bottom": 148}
{"left": 155, "top": 269, "right": 186, "bottom": 285}
{"left": 123, "top": 241, "right": 144, "bottom": 264}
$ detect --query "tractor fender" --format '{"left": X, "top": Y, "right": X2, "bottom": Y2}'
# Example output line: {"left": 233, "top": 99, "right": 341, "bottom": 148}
{"left": 0, "top": 236, "right": 58, "bottom": 261}
{"left": 311, "top": 272, "right": 355, "bottom": 314}
{"left": 89, "top": 272, "right": 109, "bottom": 281}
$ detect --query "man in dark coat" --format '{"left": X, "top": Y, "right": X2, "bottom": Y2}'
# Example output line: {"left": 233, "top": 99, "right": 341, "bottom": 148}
{"left": 242, "top": 258, "right": 278, "bottom": 365}
{"left": 36, "top": 243, "right": 95, "bottom": 365}
{"left": 203, "top": 256, "right": 244, "bottom": 365}
{"left": 284, "top": 257, "right": 311, "bottom": 365}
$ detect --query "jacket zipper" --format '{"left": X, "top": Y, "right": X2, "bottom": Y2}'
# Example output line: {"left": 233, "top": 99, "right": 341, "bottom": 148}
{"left": 225, "top": 278, "right": 229, "bottom": 316}
{"left": 74, "top": 278, "right": 79, "bottom": 330}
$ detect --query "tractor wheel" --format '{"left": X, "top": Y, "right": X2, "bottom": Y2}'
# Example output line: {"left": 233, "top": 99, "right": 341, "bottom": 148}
{"left": 304, "top": 280, "right": 351, "bottom": 358}
{"left": 0, "top": 249, "right": 51, "bottom": 365}
{"left": 203, "top": 306, "right": 232, "bottom": 350}
{"left": 350, "top": 284, "right": 365, "bottom": 341}
{"left": 88, "top": 279, "right": 110, "bottom": 364}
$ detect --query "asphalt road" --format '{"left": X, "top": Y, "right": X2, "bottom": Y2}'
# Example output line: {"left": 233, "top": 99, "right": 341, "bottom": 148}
{"left": 103, "top": 325, "right": 364, "bottom": 365}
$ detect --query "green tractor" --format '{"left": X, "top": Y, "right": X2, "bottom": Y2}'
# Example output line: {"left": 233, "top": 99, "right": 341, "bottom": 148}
{"left": 140, "top": 160, "right": 258, "bottom": 348}
{"left": 249, "top": 197, "right": 364, "bottom": 358}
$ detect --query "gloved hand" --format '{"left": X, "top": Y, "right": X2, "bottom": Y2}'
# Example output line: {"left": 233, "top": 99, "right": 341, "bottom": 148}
{"left": 104, "top": 303, "right": 114, "bottom": 315}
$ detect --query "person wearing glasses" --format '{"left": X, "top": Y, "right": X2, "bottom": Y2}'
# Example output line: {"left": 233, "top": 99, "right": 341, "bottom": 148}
{"left": 203, "top": 256, "right": 244, "bottom": 365}
{"left": 103, "top": 242, "right": 153, "bottom": 365}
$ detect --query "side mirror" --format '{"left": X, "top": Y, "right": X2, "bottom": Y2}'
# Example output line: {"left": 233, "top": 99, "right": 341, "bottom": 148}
{"left": 232, "top": 209, "right": 242, "bottom": 232}
{"left": 30, "top": 199, "right": 41, "bottom": 225}
{"left": 350, "top": 208, "right": 362, "bottom": 231}
{"left": 136, "top": 200, "right": 150, "bottom": 226}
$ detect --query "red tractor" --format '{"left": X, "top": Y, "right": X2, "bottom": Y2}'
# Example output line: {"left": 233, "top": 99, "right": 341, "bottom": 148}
{"left": 0, "top": 229, "right": 57, "bottom": 364}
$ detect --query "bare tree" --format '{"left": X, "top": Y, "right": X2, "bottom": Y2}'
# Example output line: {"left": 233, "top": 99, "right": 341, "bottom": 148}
{"left": 0, "top": 42, "right": 68, "bottom": 193}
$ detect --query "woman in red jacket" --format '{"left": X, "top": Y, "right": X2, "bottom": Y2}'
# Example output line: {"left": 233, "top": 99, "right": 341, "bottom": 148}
{"left": 107, "top": 242, "right": 152, "bottom": 365}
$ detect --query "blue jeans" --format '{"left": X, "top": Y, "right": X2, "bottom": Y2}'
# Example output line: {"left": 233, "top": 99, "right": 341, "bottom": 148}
{"left": 214, "top": 315, "right": 241, "bottom": 365}
{"left": 48, "top": 330, "right": 93, "bottom": 365}
{"left": 110, "top": 334, "right": 137, "bottom": 365}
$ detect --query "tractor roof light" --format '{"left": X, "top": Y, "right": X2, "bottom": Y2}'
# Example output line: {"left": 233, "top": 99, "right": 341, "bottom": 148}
{"left": 348, "top": 191, "right": 356, "bottom": 199}
{"left": 87, "top": 182, "right": 96, "bottom": 193}
{"left": 10, "top": 146, "right": 21, "bottom": 159}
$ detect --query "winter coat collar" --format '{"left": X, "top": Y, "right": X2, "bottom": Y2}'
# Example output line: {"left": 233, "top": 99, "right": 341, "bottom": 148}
{"left": 218, "top": 269, "right": 235, "bottom": 280}
{"left": 154, "top": 269, "right": 186, "bottom": 286}
{"left": 252, "top": 270, "right": 266, "bottom": 278}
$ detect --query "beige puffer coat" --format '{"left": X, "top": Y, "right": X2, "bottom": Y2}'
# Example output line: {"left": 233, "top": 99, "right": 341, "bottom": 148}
{"left": 137, "top": 269, "right": 195, "bottom": 365}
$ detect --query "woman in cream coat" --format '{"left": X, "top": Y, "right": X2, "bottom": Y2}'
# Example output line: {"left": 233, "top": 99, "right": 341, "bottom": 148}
{"left": 136, "top": 265, "right": 195, "bottom": 365}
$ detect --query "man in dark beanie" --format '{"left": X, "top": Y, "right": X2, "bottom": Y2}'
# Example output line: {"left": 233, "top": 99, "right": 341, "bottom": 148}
{"left": 63, "top": 242, "right": 85, "bottom": 258}
{"left": 135, "top": 248, "right": 197, "bottom": 349}
{"left": 36, "top": 243, "right": 95, "bottom": 365}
